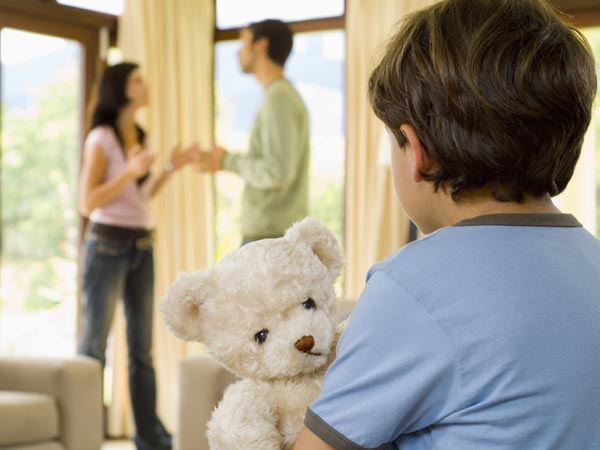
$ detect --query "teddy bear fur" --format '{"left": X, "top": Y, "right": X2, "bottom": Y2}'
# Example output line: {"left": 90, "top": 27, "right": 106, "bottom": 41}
{"left": 160, "top": 217, "right": 345, "bottom": 450}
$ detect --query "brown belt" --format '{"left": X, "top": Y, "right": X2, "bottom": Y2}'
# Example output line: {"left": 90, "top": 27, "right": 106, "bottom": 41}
{"left": 88, "top": 222, "right": 152, "bottom": 243}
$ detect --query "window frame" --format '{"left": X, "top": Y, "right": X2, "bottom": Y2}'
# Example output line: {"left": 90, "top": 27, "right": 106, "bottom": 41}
{"left": 213, "top": 0, "right": 345, "bottom": 41}
{"left": 551, "top": 0, "right": 600, "bottom": 27}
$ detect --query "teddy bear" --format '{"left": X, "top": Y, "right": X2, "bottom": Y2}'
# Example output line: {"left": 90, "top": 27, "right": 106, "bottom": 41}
{"left": 160, "top": 217, "right": 345, "bottom": 450}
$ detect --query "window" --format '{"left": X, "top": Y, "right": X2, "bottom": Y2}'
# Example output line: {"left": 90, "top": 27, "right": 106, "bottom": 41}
{"left": 57, "top": 0, "right": 123, "bottom": 16}
{"left": 214, "top": 30, "right": 346, "bottom": 260}
{"left": 216, "top": 0, "right": 344, "bottom": 29}
{"left": 0, "top": 29, "right": 81, "bottom": 355}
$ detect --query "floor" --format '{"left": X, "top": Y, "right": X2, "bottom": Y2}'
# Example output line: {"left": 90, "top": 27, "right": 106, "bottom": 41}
{"left": 102, "top": 440, "right": 135, "bottom": 450}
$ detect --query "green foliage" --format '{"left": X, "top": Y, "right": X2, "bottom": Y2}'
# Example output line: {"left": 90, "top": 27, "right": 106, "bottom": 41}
{"left": 21, "top": 259, "right": 61, "bottom": 311}
{"left": 215, "top": 173, "right": 345, "bottom": 260}
{"left": 309, "top": 176, "right": 344, "bottom": 244}
{"left": 2, "top": 75, "right": 78, "bottom": 312}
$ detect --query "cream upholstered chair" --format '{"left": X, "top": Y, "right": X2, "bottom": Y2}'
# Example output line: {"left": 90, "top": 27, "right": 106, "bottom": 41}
{"left": 0, "top": 356, "right": 103, "bottom": 450}
{"left": 175, "top": 299, "right": 355, "bottom": 450}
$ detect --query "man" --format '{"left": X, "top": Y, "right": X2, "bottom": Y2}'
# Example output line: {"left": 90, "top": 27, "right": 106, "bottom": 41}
{"left": 199, "top": 19, "right": 310, "bottom": 244}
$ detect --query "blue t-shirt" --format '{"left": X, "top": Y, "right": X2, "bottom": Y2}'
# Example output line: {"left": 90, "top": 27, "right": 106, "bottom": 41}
{"left": 307, "top": 214, "right": 600, "bottom": 450}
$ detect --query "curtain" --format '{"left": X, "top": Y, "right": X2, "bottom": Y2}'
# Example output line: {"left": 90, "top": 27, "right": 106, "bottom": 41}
{"left": 555, "top": 119, "right": 597, "bottom": 233}
{"left": 106, "top": 0, "right": 214, "bottom": 435}
{"left": 344, "top": 0, "right": 437, "bottom": 298}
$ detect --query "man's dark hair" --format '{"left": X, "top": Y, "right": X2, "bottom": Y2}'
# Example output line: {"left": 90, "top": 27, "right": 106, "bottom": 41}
{"left": 368, "top": 0, "right": 597, "bottom": 202}
{"left": 249, "top": 19, "right": 293, "bottom": 66}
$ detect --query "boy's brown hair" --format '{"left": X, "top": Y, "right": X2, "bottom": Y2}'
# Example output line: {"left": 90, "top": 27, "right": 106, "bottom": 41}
{"left": 368, "top": 0, "right": 597, "bottom": 202}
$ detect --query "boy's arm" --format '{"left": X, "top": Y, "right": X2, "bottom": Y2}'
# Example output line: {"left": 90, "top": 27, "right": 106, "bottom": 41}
{"left": 293, "top": 427, "right": 335, "bottom": 450}
{"left": 302, "top": 271, "right": 460, "bottom": 448}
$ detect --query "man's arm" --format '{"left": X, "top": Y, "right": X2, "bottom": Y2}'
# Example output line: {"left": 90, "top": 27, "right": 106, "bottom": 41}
{"left": 293, "top": 426, "right": 335, "bottom": 450}
{"left": 222, "top": 92, "right": 300, "bottom": 189}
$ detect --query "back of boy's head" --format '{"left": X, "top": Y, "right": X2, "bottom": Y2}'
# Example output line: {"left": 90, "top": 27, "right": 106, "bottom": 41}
{"left": 249, "top": 19, "right": 293, "bottom": 67}
{"left": 368, "top": 0, "right": 597, "bottom": 202}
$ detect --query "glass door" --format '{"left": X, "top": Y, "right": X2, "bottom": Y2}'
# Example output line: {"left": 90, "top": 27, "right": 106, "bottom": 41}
{"left": 0, "top": 28, "right": 81, "bottom": 356}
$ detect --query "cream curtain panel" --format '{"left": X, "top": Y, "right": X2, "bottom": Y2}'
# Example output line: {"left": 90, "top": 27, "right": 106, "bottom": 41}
{"left": 556, "top": 122, "right": 597, "bottom": 233}
{"left": 344, "top": 0, "right": 437, "bottom": 298}
{"left": 105, "top": 0, "right": 214, "bottom": 436}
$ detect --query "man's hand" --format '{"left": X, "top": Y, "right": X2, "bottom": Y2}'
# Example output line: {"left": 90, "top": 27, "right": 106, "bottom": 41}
{"left": 167, "top": 142, "right": 201, "bottom": 172}
{"left": 293, "top": 427, "right": 335, "bottom": 450}
{"left": 197, "top": 145, "right": 226, "bottom": 172}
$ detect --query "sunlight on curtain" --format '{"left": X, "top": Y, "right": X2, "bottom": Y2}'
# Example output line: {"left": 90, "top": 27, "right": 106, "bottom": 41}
{"left": 554, "top": 125, "right": 597, "bottom": 234}
{"left": 344, "top": 0, "right": 437, "bottom": 298}
{"left": 553, "top": 26, "right": 599, "bottom": 236}
{"left": 109, "top": 0, "right": 214, "bottom": 435}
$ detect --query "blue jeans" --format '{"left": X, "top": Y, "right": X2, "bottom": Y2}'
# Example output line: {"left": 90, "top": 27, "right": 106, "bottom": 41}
{"left": 78, "top": 233, "right": 171, "bottom": 450}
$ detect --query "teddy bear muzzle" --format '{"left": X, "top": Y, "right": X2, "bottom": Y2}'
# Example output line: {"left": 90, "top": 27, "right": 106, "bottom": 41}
{"left": 294, "top": 335, "right": 321, "bottom": 355}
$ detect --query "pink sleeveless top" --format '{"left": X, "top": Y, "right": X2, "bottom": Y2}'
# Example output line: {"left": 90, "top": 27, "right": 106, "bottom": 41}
{"left": 84, "top": 126, "right": 154, "bottom": 230}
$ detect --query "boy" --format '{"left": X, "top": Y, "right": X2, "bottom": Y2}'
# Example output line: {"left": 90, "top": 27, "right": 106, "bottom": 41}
{"left": 293, "top": 0, "right": 600, "bottom": 449}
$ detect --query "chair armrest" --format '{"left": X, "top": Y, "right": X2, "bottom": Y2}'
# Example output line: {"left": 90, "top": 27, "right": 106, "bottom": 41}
{"left": 176, "top": 353, "right": 237, "bottom": 450}
{"left": 0, "top": 356, "right": 103, "bottom": 450}
{"left": 337, "top": 299, "right": 355, "bottom": 320}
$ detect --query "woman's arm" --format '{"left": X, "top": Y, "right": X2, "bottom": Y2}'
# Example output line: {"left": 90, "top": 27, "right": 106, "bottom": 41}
{"left": 79, "top": 143, "right": 154, "bottom": 215}
{"left": 149, "top": 143, "right": 199, "bottom": 197}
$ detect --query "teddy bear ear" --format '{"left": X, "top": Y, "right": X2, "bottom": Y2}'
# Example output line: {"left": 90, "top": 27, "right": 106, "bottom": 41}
{"left": 160, "top": 269, "right": 212, "bottom": 343}
{"left": 284, "top": 216, "right": 344, "bottom": 279}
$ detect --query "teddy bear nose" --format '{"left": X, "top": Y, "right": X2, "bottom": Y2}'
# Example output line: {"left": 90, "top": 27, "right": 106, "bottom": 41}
{"left": 294, "top": 335, "right": 315, "bottom": 353}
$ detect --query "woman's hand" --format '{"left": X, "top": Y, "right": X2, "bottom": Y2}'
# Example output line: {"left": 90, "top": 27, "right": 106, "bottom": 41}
{"left": 126, "top": 144, "right": 156, "bottom": 177}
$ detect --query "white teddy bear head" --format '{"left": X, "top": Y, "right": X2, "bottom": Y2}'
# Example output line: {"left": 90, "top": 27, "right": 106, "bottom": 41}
{"left": 160, "top": 217, "right": 343, "bottom": 380}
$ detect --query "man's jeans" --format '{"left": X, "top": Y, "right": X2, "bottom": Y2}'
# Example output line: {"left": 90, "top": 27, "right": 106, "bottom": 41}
{"left": 78, "top": 234, "right": 170, "bottom": 450}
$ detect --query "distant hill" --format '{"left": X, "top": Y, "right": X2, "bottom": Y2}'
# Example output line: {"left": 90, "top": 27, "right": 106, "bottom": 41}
{"left": 2, "top": 44, "right": 79, "bottom": 111}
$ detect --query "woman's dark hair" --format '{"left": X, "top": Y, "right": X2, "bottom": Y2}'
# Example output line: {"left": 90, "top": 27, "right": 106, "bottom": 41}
{"left": 90, "top": 62, "right": 147, "bottom": 183}
{"left": 249, "top": 19, "right": 293, "bottom": 66}
{"left": 368, "top": 0, "right": 597, "bottom": 202}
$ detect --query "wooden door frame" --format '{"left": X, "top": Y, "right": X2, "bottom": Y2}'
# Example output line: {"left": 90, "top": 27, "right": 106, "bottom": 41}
{"left": 0, "top": 0, "right": 117, "bottom": 155}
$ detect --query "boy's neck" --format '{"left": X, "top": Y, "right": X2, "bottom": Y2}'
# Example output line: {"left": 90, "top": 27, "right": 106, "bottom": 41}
{"left": 424, "top": 190, "right": 561, "bottom": 234}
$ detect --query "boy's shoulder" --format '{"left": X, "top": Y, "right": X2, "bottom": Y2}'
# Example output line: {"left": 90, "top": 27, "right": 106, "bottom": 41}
{"left": 368, "top": 218, "right": 600, "bottom": 289}
{"left": 367, "top": 226, "right": 453, "bottom": 282}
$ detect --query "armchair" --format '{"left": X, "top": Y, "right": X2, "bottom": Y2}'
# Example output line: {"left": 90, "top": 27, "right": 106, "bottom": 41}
{"left": 0, "top": 356, "right": 103, "bottom": 450}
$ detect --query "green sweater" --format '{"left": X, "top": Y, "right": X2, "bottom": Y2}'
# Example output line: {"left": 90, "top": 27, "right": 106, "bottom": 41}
{"left": 222, "top": 78, "right": 310, "bottom": 240}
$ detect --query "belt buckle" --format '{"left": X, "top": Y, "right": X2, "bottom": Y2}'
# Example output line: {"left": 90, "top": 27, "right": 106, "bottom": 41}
{"left": 135, "top": 236, "right": 152, "bottom": 250}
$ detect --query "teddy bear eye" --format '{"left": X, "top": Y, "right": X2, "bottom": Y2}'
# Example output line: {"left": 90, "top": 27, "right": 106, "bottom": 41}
{"left": 302, "top": 298, "right": 317, "bottom": 310}
{"left": 254, "top": 329, "right": 269, "bottom": 344}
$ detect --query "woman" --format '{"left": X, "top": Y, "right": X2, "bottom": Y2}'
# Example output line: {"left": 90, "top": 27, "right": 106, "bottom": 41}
{"left": 78, "top": 62, "right": 196, "bottom": 450}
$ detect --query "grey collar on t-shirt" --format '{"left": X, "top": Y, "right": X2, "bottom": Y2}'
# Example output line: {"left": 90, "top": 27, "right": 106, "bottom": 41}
{"left": 454, "top": 213, "right": 582, "bottom": 228}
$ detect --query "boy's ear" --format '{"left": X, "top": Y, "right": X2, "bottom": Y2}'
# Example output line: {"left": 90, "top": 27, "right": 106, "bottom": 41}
{"left": 160, "top": 270, "right": 213, "bottom": 343}
{"left": 400, "top": 124, "right": 435, "bottom": 182}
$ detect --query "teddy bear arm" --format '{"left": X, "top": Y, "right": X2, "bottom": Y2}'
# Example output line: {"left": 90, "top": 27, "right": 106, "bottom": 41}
{"left": 207, "top": 381, "right": 283, "bottom": 450}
